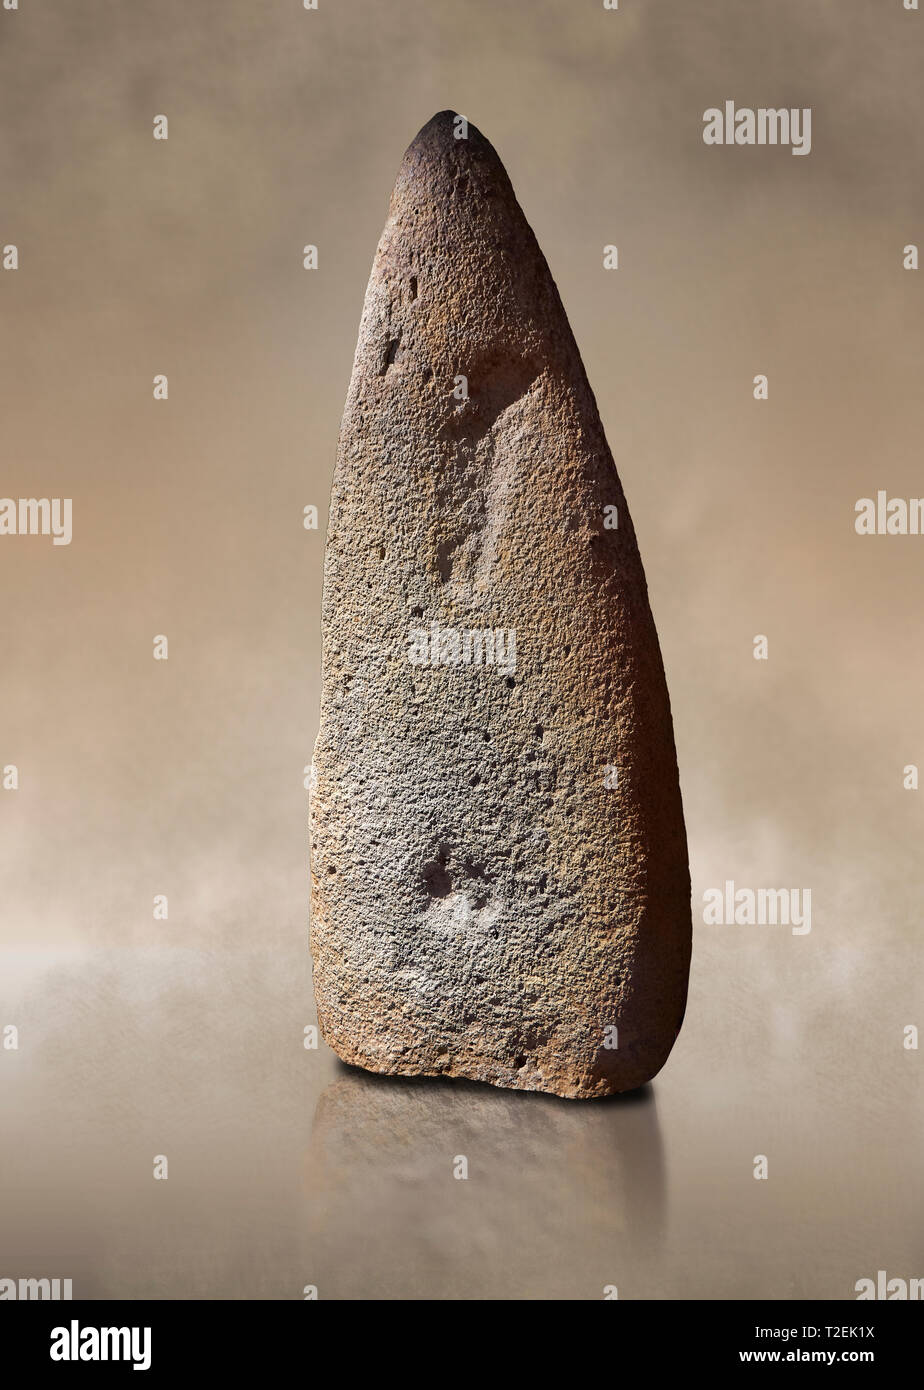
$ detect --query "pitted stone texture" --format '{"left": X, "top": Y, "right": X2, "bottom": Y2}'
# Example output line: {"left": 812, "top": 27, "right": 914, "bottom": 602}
{"left": 310, "top": 112, "right": 691, "bottom": 1099}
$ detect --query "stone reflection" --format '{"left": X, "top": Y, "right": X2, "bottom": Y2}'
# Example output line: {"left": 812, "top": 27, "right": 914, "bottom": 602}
{"left": 302, "top": 1065, "right": 665, "bottom": 1299}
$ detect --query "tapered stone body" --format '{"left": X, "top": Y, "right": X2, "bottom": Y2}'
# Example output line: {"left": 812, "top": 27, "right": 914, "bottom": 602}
{"left": 310, "top": 112, "right": 691, "bottom": 1099}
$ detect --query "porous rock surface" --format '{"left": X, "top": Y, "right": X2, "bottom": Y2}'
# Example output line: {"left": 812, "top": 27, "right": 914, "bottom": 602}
{"left": 309, "top": 111, "right": 691, "bottom": 1099}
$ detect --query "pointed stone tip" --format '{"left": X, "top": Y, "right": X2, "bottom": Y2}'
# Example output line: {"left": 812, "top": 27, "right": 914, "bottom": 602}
{"left": 404, "top": 109, "right": 501, "bottom": 167}
{"left": 407, "top": 110, "right": 465, "bottom": 151}
{"left": 394, "top": 110, "right": 512, "bottom": 210}
{"left": 418, "top": 109, "right": 461, "bottom": 129}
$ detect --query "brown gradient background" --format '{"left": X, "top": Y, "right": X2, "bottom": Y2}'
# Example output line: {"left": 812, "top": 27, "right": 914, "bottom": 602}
{"left": 1, "top": 0, "right": 922, "bottom": 1299}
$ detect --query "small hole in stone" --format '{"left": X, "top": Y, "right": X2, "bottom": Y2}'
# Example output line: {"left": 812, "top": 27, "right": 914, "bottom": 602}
{"left": 435, "top": 538, "right": 454, "bottom": 584}
{"left": 411, "top": 606, "right": 424, "bottom": 618}
{"left": 505, "top": 677, "right": 516, "bottom": 689}
{"left": 422, "top": 860, "right": 452, "bottom": 898}
{"left": 383, "top": 337, "right": 400, "bottom": 371}
{"left": 409, "top": 276, "right": 418, "bottom": 299}
{"left": 514, "top": 1054, "right": 527, "bottom": 1070}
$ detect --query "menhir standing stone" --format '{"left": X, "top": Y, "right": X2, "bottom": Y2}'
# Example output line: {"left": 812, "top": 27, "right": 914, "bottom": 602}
{"left": 310, "top": 111, "right": 691, "bottom": 1100}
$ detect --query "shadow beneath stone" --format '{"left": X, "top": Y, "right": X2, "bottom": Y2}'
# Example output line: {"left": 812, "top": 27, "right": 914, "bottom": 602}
{"left": 301, "top": 1064, "right": 666, "bottom": 1299}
